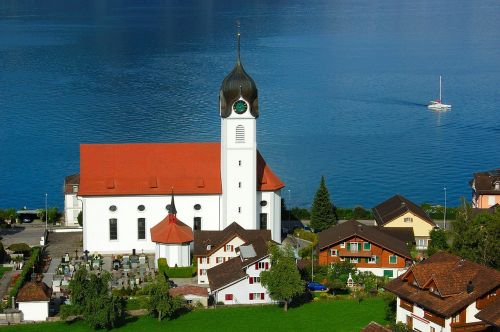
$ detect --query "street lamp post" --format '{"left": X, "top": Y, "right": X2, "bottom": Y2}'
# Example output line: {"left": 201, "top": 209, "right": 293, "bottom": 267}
{"left": 443, "top": 187, "right": 447, "bottom": 230}
{"left": 45, "top": 193, "right": 48, "bottom": 231}
{"left": 287, "top": 189, "right": 291, "bottom": 222}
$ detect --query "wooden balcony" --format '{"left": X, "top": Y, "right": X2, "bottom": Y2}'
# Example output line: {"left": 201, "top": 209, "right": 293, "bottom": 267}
{"left": 338, "top": 249, "right": 372, "bottom": 257}
{"left": 450, "top": 321, "right": 489, "bottom": 332}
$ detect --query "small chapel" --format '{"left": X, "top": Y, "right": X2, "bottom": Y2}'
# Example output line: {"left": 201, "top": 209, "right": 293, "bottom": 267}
{"left": 73, "top": 33, "right": 285, "bottom": 255}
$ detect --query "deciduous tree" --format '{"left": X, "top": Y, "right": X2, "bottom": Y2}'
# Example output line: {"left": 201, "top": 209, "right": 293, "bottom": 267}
{"left": 451, "top": 199, "right": 499, "bottom": 269}
{"left": 142, "top": 274, "right": 182, "bottom": 321}
{"left": 62, "top": 268, "right": 125, "bottom": 329}
{"left": 427, "top": 228, "right": 448, "bottom": 256}
{"left": 260, "top": 243, "right": 304, "bottom": 311}
{"left": 310, "top": 176, "right": 337, "bottom": 231}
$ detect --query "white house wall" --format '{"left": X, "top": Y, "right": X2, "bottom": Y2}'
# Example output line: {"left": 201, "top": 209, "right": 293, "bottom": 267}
{"left": 213, "top": 257, "right": 272, "bottom": 305}
{"left": 358, "top": 267, "right": 407, "bottom": 279}
{"left": 197, "top": 236, "right": 246, "bottom": 284}
{"left": 19, "top": 301, "right": 49, "bottom": 322}
{"left": 64, "top": 193, "right": 82, "bottom": 226}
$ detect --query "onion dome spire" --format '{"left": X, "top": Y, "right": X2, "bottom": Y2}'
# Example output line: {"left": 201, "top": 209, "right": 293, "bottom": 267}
{"left": 220, "top": 22, "right": 259, "bottom": 118}
{"left": 168, "top": 188, "right": 177, "bottom": 215}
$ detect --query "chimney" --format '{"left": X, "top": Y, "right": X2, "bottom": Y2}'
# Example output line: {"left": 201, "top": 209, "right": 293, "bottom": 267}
{"left": 466, "top": 280, "right": 474, "bottom": 294}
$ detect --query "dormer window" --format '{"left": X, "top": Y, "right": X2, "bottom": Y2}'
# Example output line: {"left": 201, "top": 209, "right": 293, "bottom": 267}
{"left": 206, "top": 244, "right": 211, "bottom": 251}
{"left": 494, "top": 181, "right": 500, "bottom": 190}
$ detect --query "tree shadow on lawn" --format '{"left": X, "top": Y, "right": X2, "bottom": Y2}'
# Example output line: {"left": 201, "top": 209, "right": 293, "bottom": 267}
{"left": 287, "top": 291, "right": 313, "bottom": 309}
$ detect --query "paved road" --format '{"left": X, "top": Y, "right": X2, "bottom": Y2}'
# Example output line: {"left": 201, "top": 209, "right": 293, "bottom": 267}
{"left": 0, "top": 223, "right": 45, "bottom": 247}
{"left": 44, "top": 232, "right": 82, "bottom": 259}
{"left": 0, "top": 270, "right": 17, "bottom": 301}
{"left": 42, "top": 258, "right": 61, "bottom": 286}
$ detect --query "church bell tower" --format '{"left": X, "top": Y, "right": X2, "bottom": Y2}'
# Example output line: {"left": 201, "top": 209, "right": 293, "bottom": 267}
{"left": 220, "top": 30, "right": 259, "bottom": 230}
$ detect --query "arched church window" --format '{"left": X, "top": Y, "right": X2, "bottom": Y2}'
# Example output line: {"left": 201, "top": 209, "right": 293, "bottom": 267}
{"left": 109, "top": 205, "right": 117, "bottom": 212}
{"left": 236, "top": 125, "right": 245, "bottom": 143}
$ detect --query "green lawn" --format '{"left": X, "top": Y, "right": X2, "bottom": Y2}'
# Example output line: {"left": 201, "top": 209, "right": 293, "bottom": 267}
{"left": 1, "top": 298, "right": 388, "bottom": 332}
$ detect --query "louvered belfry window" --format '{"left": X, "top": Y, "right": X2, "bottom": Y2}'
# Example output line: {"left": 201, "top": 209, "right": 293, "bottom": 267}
{"left": 235, "top": 125, "right": 245, "bottom": 143}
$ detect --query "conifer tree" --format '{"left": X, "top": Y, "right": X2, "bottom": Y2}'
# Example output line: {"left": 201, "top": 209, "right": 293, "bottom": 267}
{"left": 310, "top": 176, "right": 337, "bottom": 231}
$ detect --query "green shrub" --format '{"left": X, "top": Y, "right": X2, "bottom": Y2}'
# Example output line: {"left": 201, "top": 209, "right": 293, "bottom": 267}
{"left": 8, "top": 243, "right": 31, "bottom": 255}
{"left": 157, "top": 258, "right": 195, "bottom": 278}
{"left": 165, "top": 266, "right": 195, "bottom": 278}
{"left": 8, "top": 247, "right": 41, "bottom": 306}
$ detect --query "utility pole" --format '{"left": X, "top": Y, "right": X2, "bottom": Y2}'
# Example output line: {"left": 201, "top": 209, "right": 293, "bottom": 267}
{"left": 443, "top": 187, "right": 447, "bottom": 230}
{"left": 45, "top": 193, "right": 48, "bottom": 231}
{"left": 287, "top": 189, "right": 291, "bottom": 222}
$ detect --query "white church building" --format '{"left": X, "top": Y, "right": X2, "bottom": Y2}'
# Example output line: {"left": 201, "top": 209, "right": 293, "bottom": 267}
{"left": 75, "top": 35, "right": 284, "bottom": 255}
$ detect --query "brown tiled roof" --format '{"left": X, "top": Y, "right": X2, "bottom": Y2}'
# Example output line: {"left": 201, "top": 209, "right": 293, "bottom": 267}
{"left": 169, "top": 285, "right": 208, "bottom": 298}
{"left": 207, "top": 257, "right": 246, "bottom": 292}
{"left": 379, "top": 227, "right": 415, "bottom": 245}
{"left": 207, "top": 238, "right": 271, "bottom": 292}
{"left": 318, "top": 219, "right": 412, "bottom": 259}
{"left": 64, "top": 173, "right": 80, "bottom": 194}
{"left": 475, "top": 299, "right": 500, "bottom": 327}
{"left": 17, "top": 281, "right": 52, "bottom": 302}
{"left": 384, "top": 252, "right": 500, "bottom": 317}
{"left": 361, "top": 322, "right": 391, "bottom": 332}
{"left": 471, "top": 168, "right": 500, "bottom": 195}
{"left": 193, "top": 222, "right": 271, "bottom": 256}
{"left": 372, "top": 194, "right": 435, "bottom": 227}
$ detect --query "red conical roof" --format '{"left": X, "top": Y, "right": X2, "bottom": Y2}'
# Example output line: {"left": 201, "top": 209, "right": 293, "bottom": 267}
{"left": 150, "top": 213, "right": 193, "bottom": 244}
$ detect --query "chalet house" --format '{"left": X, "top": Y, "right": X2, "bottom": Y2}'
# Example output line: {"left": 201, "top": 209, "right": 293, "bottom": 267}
{"left": 373, "top": 194, "right": 436, "bottom": 250}
{"left": 318, "top": 220, "right": 413, "bottom": 279}
{"left": 207, "top": 238, "right": 273, "bottom": 305}
{"left": 470, "top": 168, "right": 500, "bottom": 209}
{"left": 385, "top": 252, "right": 500, "bottom": 332}
{"left": 194, "top": 222, "right": 271, "bottom": 284}
{"left": 17, "top": 281, "right": 52, "bottom": 322}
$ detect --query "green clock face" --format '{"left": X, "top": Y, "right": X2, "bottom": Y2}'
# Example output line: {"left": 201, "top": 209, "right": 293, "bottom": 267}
{"left": 233, "top": 100, "right": 248, "bottom": 114}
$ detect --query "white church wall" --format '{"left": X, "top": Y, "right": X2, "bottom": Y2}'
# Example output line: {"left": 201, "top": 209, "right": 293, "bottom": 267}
{"left": 83, "top": 194, "right": 220, "bottom": 254}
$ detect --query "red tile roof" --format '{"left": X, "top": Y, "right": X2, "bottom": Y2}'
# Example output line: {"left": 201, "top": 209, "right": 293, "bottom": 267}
{"left": 79, "top": 142, "right": 284, "bottom": 196}
{"left": 16, "top": 281, "right": 52, "bottom": 302}
{"left": 361, "top": 322, "right": 391, "bottom": 332}
{"left": 475, "top": 299, "right": 500, "bottom": 327}
{"left": 385, "top": 252, "right": 500, "bottom": 317}
{"left": 169, "top": 285, "right": 208, "bottom": 298}
{"left": 150, "top": 213, "right": 193, "bottom": 244}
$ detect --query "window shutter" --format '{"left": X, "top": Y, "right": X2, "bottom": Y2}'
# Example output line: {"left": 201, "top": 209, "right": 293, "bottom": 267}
{"left": 261, "top": 293, "right": 264, "bottom": 300}
{"left": 249, "top": 277, "right": 254, "bottom": 284}
{"left": 365, "top": 258, "right": 369, "bottom": 263}
{"left": 249, "top": 293, "right": 254, "bottom": 300}
{"left": 358, "top": 243, "right": 362, "bottom": 251}
{"left": 265, "top": 262, "right": 269, "bottom": 270}
{"left": 224, "top": 245, "right": 226, "bottom": 252}
{"left": 207, "top": 257, "right": 210, "bottom": 264}
{"left": 255, "top": 263, "right": 259, "bottom": 270}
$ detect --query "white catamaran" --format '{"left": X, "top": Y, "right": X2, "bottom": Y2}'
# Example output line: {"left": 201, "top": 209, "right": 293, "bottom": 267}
{"left": 428, "top": 76, "right": 451, "bottom": 111}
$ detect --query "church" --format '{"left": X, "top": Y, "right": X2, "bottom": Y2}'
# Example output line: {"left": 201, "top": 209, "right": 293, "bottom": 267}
{"left": 75, "top": 35, "right": 285, "bottom": 256}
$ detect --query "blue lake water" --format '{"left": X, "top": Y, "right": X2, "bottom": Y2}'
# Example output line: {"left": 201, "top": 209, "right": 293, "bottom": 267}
{"left": 0, "top": 0, "right": 499, "bottom": 210}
